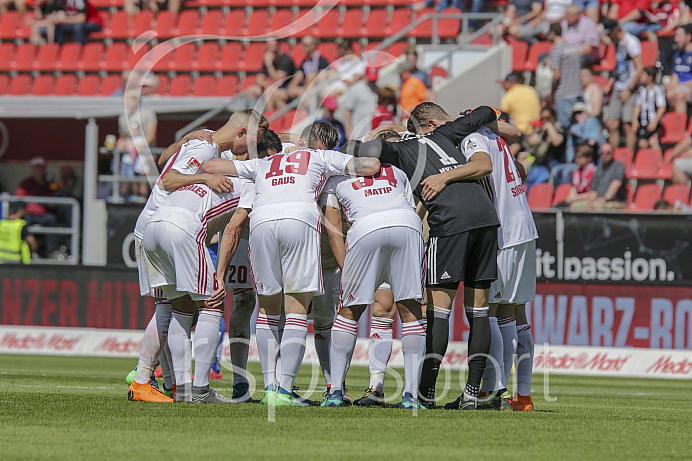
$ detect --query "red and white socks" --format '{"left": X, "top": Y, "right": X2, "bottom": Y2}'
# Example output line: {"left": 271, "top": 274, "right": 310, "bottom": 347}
{"left": 278, "top": 314, "right": 308, "bottom": 392}
{"left": 192, "top": 308, "right": 223, "bottom": 389}
{"left": 401, "top": 320, "right": 426, "bottom": 398}
{"left": 256, "top": 313, "right": 280, "bottom": 389}
{"left": 369, "top": 316, "right": 393, "bottom": 394}
{"left": 329, "top": 315, "right": 358, "bottom": 394}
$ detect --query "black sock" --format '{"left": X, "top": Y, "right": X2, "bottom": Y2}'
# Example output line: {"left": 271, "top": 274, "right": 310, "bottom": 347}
{"left": 418, "top": 307, "right": 449, "bottom": 403}
{"left": 465, "top": 306, "right": 490, "bottom": 392}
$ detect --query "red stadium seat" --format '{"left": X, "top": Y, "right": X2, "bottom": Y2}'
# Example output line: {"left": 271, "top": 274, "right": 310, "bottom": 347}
{"left": 663, "top": 184, "right": 690, "bottom": 205}
{"left": 100, "top": 74, "right": 122, "bottom": 96}
{"left": 511, "top": 41, "right": 528, "bottom": 72}
{"left": 222, "top": 10, "right": 247, "bottom": 36}
{"left": 339, "top": 9, "right": 364, "bottom": 38}
{"left": 79, "top": 42, "right": 105, "bottom": 72}
{"left": 314, "top": 9, "right": 340, "bottom": 38}
{"left": 658, "top": 148, "right": 677, "bottom": 180}
{"left": 168, "top": 74, "right": 193, "bottom": 96}
{"left": 154, "top": 10, "right": 176, "bottom": 39}
{"left": 317, "top": 42, "right": 338, "bottom": 63}
{"left": 292, "top": 43, "right": 307, "bottom": 66}
{"left": 0, "top": 43, "right": 15, "bottom": 72}
{"left": 270, "top": 9, "right": 294, "bottom": 34}
{"left": 629, "top": 148, "right": 662, "bottom": 180}
{"left": 15, "top": 11, "right": 33, "bottom": 40}
{"left": 240, "top": 74, "right": 258, "bottom": 91}
{"left": 77, "top": 75, "right": 100, "bottom": 96}
{"left": 552, "top": 183, "right": 571, "bottom": 206}
{"left": 0, "top": 74, "right": 10, "bottom": 94}
{"left": 199, "top": 10, "right": 223, "bottom": 35}
{"left": 524, "top": 41, "right": 552, "bottom": 73}
{"left": 242, "top": 42, "right": 266, "bottom": 72}
{"left": 659, "top": 112, "right": 688, "bottom": 144}
{"left": 101, "top": 42, "right": 126, "bottom": 72}
{"left": 293, "top": 9, "right": 317, "bottom": 37}
{"left": 244, "top": 9, "right": 270, "bottom": 36}
{"left": 56, "top": 42, "right": 82, "bottom": 72}
{"left": 0, "top": 11, "right": 19, "bottom": 40}
{"left": 389, "top": 8, "right": 412, "bottom": 35}
{"left": 176, "top": 10, "right": 200, "bottom": 36}
{"left": 12, "top": 42, "right": 36, "bottom": 72}
{"left": 216, "top": 74, "right": 239, "bottom": 96}
{"left": 593, "top": 43, "right": 616, "bottom": 73}
{"left": 31, "top": 74, "right": 54, "bottom": 95}
{"left": 192, "top": 75, "right": 216, "bottom": 96}
{"left": 218, "top": 42, "right": 243, "bottom": 72}
{"left": 195, "top": 42, "right": 220, "bottom": 72}
{"left": 641, "top": 40, "right": 659, "bottom": 68}
{"left": 155, "top": 74, "right": 169, "bottom": 95}
{"left": 388, "top": 41, "right": 409, "bottom": 58}
{"left": 406, "top": 8, "right": 436, "bottom": 38}
{"left": 54, "top": 74, "right": 77, "bottom": 95}
{"left": 613, "top": 147, "right": 634, "bottom": 172}
{"left": 170, "top": 42, "right": 196, "bottom": 72}
{"left": 364, "top": 9, "right": 389, "bottom": 37}
{"left": 106, "top": 10, "right": 131, "bottom": 40}
{"left": 527, "top": 182, "right": 554, "bottom": 209}
{"left": 127, "top": 43, "right": 152, "bottom": 71}
{"left": 430, "top": 66, "right": 447, "bottom": 86}
{"left": 631, "top": 183, "right": 662, "bottom": 211}
{"left": 8, "top": 75, "right": 31, "bottom": 95}
{"left": 35, "top": 42, "right": 60, "bottom": 72}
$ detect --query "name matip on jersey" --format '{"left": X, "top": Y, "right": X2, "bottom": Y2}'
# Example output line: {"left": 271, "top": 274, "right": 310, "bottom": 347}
{"left": 233, "top": 149, "right": 352, "bottom": 232}
{"left": 146, "top": 177, "right": 252, "bottom": 245}
{"left": 133, "top": 137, "right": 220, "bottom": 238}
{"left": 320, "top": 164, "right": 421, "bottom": 248}
{"left": 461, "top": 126, "right": 538, "bottom": 249}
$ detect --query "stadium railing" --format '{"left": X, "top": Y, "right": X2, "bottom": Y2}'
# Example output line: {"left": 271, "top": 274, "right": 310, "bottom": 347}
{"left": 0, "top": 195, "right": 81, "bottom": 265}
{"left": 98, "top": 146, "right": 165, "bottom": 204}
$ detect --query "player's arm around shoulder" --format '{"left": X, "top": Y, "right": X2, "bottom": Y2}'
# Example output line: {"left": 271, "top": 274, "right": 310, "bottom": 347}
{"left": 208, "top": 207, "right": 249, "bottom": 308}
{"left": 486, "top": 120, "right": 521, "bottom": 144}
{"left": 326, "top": 148, "right": 379, "bottom": 177}
{"left": 323, "top": 203, "right": 346, "bottom": 270}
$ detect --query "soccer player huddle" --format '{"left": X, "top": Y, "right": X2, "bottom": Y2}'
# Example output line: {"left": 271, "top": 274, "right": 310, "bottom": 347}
{"left": 127, "top": 102, "right": 538, "bottom": 412}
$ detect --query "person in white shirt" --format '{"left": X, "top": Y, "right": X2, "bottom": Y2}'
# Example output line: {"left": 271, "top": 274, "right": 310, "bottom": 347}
{"left": 204, "top": 122, "right": 380, "bottom": 406}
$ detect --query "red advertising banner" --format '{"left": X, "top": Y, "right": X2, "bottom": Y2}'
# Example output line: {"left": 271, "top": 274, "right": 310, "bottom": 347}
{"left": 451, "top": 283, "right": 692, "bottom": 349}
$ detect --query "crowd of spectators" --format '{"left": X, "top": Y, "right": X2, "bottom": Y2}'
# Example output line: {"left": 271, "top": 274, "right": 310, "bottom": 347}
{"left": 499, "top": 0, "right": 692, "bottom": 211}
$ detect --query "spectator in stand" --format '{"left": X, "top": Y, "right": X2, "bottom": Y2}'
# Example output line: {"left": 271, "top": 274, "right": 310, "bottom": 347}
{"left": 405, "top": 47, "right": 435, "bottom": 102}
{"left": 31, "top": 0, "right": 103, "bottom": 45}
{"left": 399, "top": 64, "right": 429, "bottom": 117}
{"left": 342, "top": 66, "right": 378, "bottom": 140}
{"left": 124, "top": 0, "right": 181, "bottom": 15}
{"left": 14, "top": 157, "right": 62, "bottom": 256}
{"left": 581, "top": 66, "right": 604, "bottom": 119}
{"left": 665, "top": 25, "right": 692, "bottom": 113}
{"left": 548, "top": 22, "right": 583, "bottom": 129}
{"left": 633, "top": 66, "right": 666, "bottom": 151}
{"left": 508, "top": 0, "right": 571, "bottom": 43}
{"left": 116, "top": 89, "right": 157, "bottom": 202}
{"left": 372, "top": 86, "right": 397, "bottom": 129}
{"left": 604, "top": 19, "right": 643, "bottom": 151}
{"left": 641, "top": 0, "right": 682, "bottom": 43}
{"left": 561, "top": 145, "right": 596, "bottom": 208}
{"left": 606, "top": 0, "right": 651, "bottom": 34}
{"left": 315, "top": 96, "right": 346, "bottom": 150}
{"left": 570, "top": 0, "right": 600, "bottom": 23}
{"left": 30, "top": 0, "right": 58, "bottom": 44}
{"left": 288, "top": 36, "right": 330, "bottom": 100}
{"left": 0, "top": 0, "right": 28, "bottom": 15}
{"left": 499, "top": 0, "right": 543, "bottom": 38}
{"left": 499, "top": 71, "right": 541, "bottom": 137}
{"left": 586, "top": 143, "right": 628, "bottom": 210}
{"left": 526, "top": 107, "right": 567, "bottom": 184}
{"left": 561, "top": 4, "right": 601, "bottom": 66}
{"left": 569, "top": 102, "right": 604, "bottom": 160}
{"left": 245, "top": 39, "right": 296, "bottom": 111}
{"left": 0, "top": 203, "right": 38, "bottom": 264}
{"left": 323, "top": 40, "right": 366, "bottom": 97}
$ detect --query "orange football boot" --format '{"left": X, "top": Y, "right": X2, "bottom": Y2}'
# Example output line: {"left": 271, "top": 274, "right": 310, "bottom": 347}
{"left": 128, "top": 381, "right": 174, "bottom": 402}
{"left": 511, "top": 394, "right": 533, "bottom": 411}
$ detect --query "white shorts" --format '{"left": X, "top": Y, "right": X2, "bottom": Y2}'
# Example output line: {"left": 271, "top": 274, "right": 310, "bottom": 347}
{"left": 341, "top": 226, "right": 425, "bottom": 307}
{"left": 225, "top": 238, "right": 253, "bottom": 291}
{"left": 135, "top": 236, "right": 165, "bottom": 298}
{"left": 249, "top": 219, "right": 322, "bottom": 296}
{"left": 490, "top": 239, "right": 537, "bottom": 304}
{"left": 142, "top": 221, "right": 217, "bottom": 302}
{"left": 310, "top": 266, "right": 340, "bottom": 322}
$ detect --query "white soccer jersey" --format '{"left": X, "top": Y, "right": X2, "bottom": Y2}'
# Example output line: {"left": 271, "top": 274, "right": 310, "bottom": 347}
{"left": 146, "top": 178, "right": 248, "bottom": 245}
{"left": 233, "top": 149, "right": 352, "bottom": 231}
{"left": 133, "top": 138, "right": 220, "bottom": 238}
{"left": 461, "top": 126, "right": 538, "bottom": 249}
{"left": 320, "top": 164, "right": 422, "bottom": 248}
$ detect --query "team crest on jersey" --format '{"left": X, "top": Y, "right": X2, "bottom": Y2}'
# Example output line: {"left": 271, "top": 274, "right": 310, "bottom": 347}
{"left": 465, "top": 139, "right": 477, "bottom": 150}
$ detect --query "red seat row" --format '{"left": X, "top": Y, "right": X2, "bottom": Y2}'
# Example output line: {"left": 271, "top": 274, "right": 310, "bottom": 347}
{"left": 527, "top": 182, "right": 691, "bottom": 211}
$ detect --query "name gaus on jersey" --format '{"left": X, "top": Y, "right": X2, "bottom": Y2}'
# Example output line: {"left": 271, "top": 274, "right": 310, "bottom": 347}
{"left": 178, "top": 184, "right": 208, "bottom": 197}
{"left": 271, "top": 176, "right": 295, "bottom": 186}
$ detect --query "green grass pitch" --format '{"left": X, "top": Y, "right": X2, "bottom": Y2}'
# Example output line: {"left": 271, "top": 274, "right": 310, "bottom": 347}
{"left": 0, "top": 354, "right": 691, "bottom": 460}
